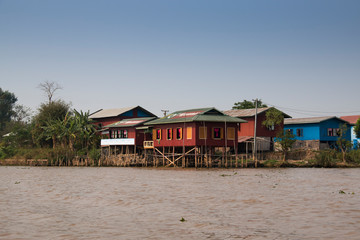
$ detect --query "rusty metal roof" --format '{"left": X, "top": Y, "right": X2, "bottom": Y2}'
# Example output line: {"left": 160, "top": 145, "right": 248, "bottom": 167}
{"left": 224, "top": 107, "right": 291, "bottom": 118}
{"left": 104, "top": 117, "right": 156, "bottom": 128}
{"left": 340, "top": 115, "right": 360, "bottom": 125}
{"left": 224, "top": 107, "right": 271, "bottom": 117}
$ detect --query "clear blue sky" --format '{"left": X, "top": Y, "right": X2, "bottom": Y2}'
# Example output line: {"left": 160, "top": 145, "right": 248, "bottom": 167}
{"left": 1, "top": 0, "right": 360, "bottom": 118}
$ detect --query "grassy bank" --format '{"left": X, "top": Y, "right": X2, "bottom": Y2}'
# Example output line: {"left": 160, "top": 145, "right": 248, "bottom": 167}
{"left": 0, "top": 147, "right": 101, "bottom": 166}
{"left": 1, "top": 147, "right": 360, "bottom": 168}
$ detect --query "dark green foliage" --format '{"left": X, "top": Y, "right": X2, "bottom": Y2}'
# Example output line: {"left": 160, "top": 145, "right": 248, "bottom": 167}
{"left": 88, "top": 148, "right": 101, "bottom": 161}
{"left": 354, "top": 118, "right": 360, "bottom": 139}
{"left": 276, "top": 130, "right": 296, "bottom": 161}
{"left": 347, "top": 149, "right": 360, "bottom": 164}
{"left": 4, "top": 122, "right": 34, "bottom": 148}
{"left": 0, "top": 88, "right": 17, "bottom": 131}
{"left": 31, "top": 100, "right": 71, "bottom": 147}
{"left": 336, "top": 124, "right": 352, "bottom": 163}
{"left": 0, "top": 141, "right": 16, "bottom": 159}
{"left": 232, "top": 99, "right": 267, "bottom": 110}
{"left": 313, "top": 150, "right": 338, "bottom": 167}
{"left": 262, "top": 108, "right": 284, "bottom": 129}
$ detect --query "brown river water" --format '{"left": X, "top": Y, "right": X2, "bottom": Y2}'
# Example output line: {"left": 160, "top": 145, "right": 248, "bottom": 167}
{"left": 0, "top": 167, "right": 359, "bottom": 240}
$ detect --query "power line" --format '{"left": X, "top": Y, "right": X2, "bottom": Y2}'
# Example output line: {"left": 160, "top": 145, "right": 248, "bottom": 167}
{"left": 264, "top": 102, "right": 360, "bottom": 116}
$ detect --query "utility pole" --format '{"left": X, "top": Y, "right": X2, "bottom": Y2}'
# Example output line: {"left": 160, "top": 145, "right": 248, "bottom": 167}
{"left": 253, "top": 98, "right": 258, "bottom": 168}
{"left": 161, "top": 110, "right": 169, "bottom": 117}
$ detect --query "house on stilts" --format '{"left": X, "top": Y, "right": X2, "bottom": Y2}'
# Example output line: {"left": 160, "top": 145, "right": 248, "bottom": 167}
{"left": 142, "top": 107, "right": 246, "bottom": 168}
{"left": 99, "top": 117, "right": 157, "bottom": 166}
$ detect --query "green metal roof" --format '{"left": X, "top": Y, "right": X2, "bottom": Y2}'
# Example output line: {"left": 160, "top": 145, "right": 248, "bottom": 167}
{"left": 104, "top": 117, "right": 157, "bottom": 128}
{"left": 144, "top": 108, "right": 246, "bottom": 125}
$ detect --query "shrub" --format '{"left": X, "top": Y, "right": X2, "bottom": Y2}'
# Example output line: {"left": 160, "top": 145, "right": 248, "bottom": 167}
{"left": 262, "top": 159, "right": 280, "bottom": 167}
{"left": 313, "top": 150, "right": 338, "bottom": 167}
{"left": 89, "top": 148, "right": 101, "bottom": 161}
{"left": 347, "top": 149, "right": 360, "bottom": 164}
{"left": 0, "top": 142, "right": 16, "bottom": 159}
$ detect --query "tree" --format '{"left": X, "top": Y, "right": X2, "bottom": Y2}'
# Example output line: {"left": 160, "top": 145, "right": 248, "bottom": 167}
{"left": 232, "top": 99, "right": 267, "bottom": 110}
{"left": 38, "top": 81, "right": 62, "bottom": 104}
{"left": 276, "top": 130, "right": 296, "bottom": 162}
{"left": 0, "top": 88, "right": 17, "bottom": 131}
{"left": 336, "top": 124, "right": 352, "bottom": 163}
{"left": 40, "top": 109, "right": 98, "bottom": 152}
{"left": 262, "top": 108, "right": 284, "bottom": 130}
{"left": 32, "top": 100, "right": 71, "bottom": 147}
{"left": 354, "top": 117, "right": 360, "bottom": 139}
{"left": 72, "top": 110, "right": 98, "bottom": 150}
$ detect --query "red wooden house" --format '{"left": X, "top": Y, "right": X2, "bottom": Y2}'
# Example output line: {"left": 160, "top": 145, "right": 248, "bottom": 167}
{"left": 144, "top": 108, "right": 246, "bottom": 167}
{"left": 224, "top": 107, "right": 291, "bottom": 152}
{"left": 89, "top": 106, "right": 157, "bottom": 129}
{"left": 101, "top": 117, "right": 156, "bottom": 148}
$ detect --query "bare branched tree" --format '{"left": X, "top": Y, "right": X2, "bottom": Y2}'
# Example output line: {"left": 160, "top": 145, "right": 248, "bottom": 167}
{"left": 38, "top": 80, "right": 62, "bottom": 104}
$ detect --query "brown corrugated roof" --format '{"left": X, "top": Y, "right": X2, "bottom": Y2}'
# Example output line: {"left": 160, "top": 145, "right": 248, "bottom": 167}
{"left": 224, "top": 107, "right": 270, "bottom": 117}
{"left": 340, "top": 115, "right": 360, "bottom": 125}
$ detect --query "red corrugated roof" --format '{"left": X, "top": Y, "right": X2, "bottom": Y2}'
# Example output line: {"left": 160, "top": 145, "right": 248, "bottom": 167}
{"left": 340, "top": 115, "right": 360, "bottom": 124}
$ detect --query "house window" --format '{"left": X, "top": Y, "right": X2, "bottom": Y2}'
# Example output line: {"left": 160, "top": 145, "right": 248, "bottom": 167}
{"left": 186, "top": 127, "right": 192, "bottom": 139}
{"left": 167, "top": 128, "right": 172, "bottom": 140}
{"left": 287, "top": 129, "right": 293, "bottom": 134}
{"left": 155, "top": 129, "right": 161, "bottom": 140}
{"left": 328, "top": 128, "right": 339, "bottom": 137}
{"left": 328, "top": 128, "right": 333, "bottom": 136}
{"left": 267, "top": 124, "right": 275, "bottom": 131}
{"left": 213, "top": 127, "right": 223, "bottom": 139}
{"left": 111, "top": 130, "right": 115, "bottom": 139}
{"left": 227, "top": 127, "right": 235, "bottom": 140}
{"left": 335, "top": 128, "right": 340, "bottom": 136}
{"left": 199, "top": 127, "right": 207, "bottom": 139}
{"left": 296, "top": 128, "right": 303, "bottom": 137}
{"left": 176, "top": 128, "right": 182, "bottom": 140}
{"left": 119, "top": 130, "right": 128, "bottom": 138}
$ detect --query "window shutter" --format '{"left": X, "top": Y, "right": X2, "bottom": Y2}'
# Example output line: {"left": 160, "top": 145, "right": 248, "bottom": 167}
{"left": 199, "top": 127, "right": 207, "bottom": 139}
{"left": 177, "top": 128, "right": 182, "bottom": 140}
{"left": 152, "top": 129, "right": 156, "bottom": 140}
{"left": 187, "top": 127, "right": 192, "bottom": 139}
{"left": 220, "top": 128, "right": 224, "bottom": 139}
{"left": 227, "top": 127, "right": 235, "bottom": 140}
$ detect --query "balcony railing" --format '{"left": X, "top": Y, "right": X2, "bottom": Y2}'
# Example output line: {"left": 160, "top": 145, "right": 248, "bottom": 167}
{"left": 144, "top": 141, "right": 154, "bottom": 149}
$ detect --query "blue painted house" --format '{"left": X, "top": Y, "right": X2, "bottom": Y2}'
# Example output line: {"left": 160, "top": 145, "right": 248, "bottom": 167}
{"left": 340, "top": 115, "right": 360, "bottom": 149}
{"left": 283, "top": 116, "right": 352, "bottom": 150}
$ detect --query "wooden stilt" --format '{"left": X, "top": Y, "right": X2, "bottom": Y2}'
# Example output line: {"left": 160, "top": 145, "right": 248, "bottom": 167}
{"left": 172, "top": 146, "right": 175, "bottom": 167}
{"left": 195, "top": 147, "right": 198, "bottom": 168}
{"left": 162, "top": 146, "right": 165, "bottom": 167}
{"left": 144, "top": 149, "right": 147, "bottom": 167}
{"left": 182, "top": 146, "right": 185, "bottom": 168}
{"left": 235, "top": 145, "right": 238, "bottom": 168}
